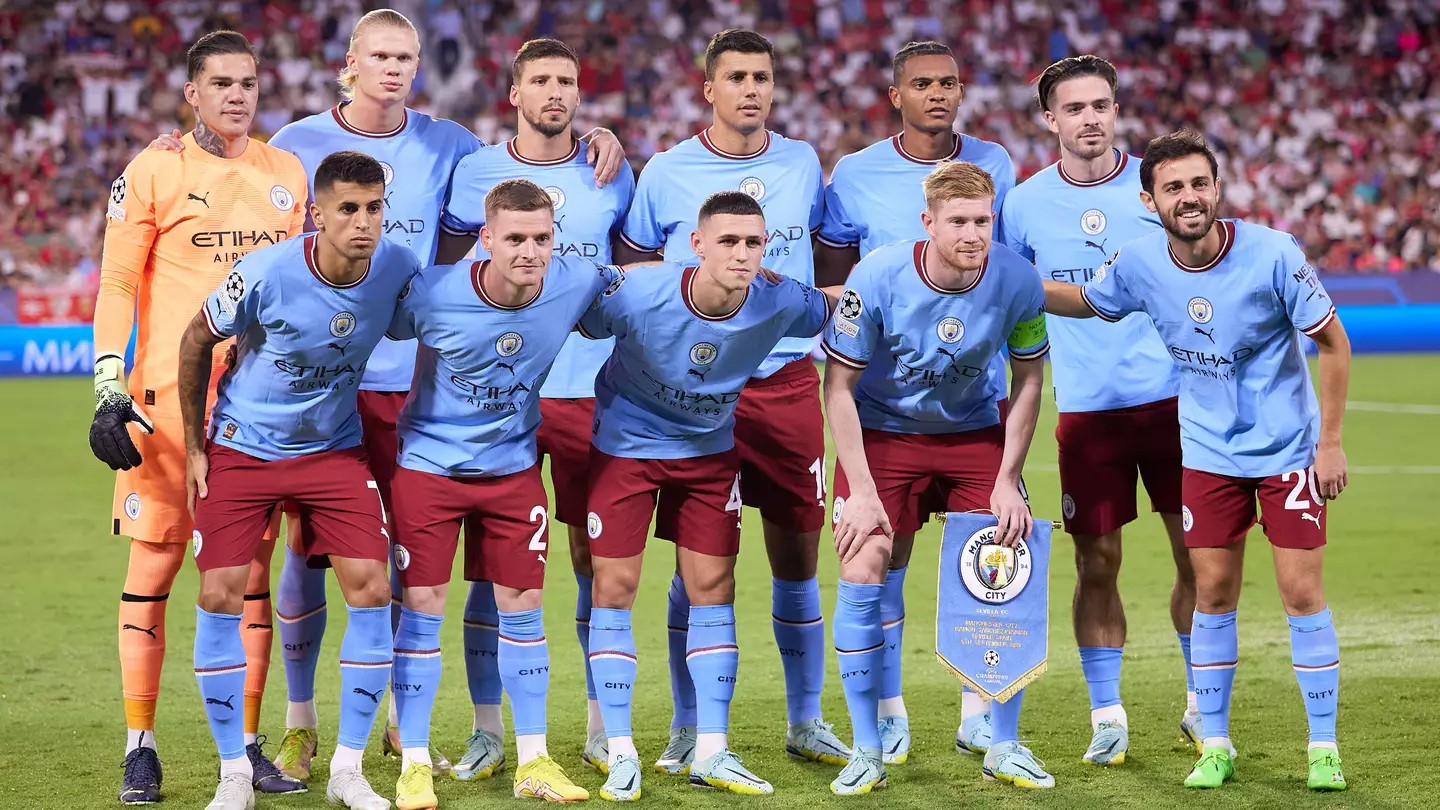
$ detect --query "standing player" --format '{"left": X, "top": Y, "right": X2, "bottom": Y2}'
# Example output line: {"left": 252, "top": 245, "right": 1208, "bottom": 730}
{"left": 1043, "top": 130, "right": 1350, "bottom": 791}
{"left": 436, "top": 38, "right": 636, "bottom": 781}
{"left": 613, "top": 28, "right": 848, "bottom": 771}
{"left": 823, "top": 161, "right": 1051, "bottom": 794}
{"left": 813, "top": 40, "right": 1018, "bottom": 763}
{"left": 585, "top": 192, "right": 836, "bottom": 800}
{"left": 90, "top": 30, "right": 307, "bottom": 804}
{"left": 387, "top": 180, "right": 626, "bottom": 808}
{"left": 178, "top": 152, "right": 417, "bottom": 810}
{"left": 1000, "top": 55, "right": 1196, "bottom": 765}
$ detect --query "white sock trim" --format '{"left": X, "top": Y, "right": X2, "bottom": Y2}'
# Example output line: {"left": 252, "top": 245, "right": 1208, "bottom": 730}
{"left": 219, "top": 754, "right": 253, "bottom": 779}
{"left": 516, "top": 734, "right": 548, "bottom": 766}
{"left": 1091, "top": 704, "right": 1128, "bottom": 731}
{"left": 331, "top": 744, "right": 365, "bottom": 773}
{"left": 287, "top": 699, "right": 318, "bottom": 730}
{"left": 607, "top": 735, "right": 637, "bottom": 764}
{"left": 1310, "top": 741, "right": 1339, "bottom": 752}
{"left": 877, "top": 696, "right": 907, "bottom": 719}
{"left": 474, "top": 703, "right": 504, "bottom": 737}
{"left": 403, "top": 746, "right": 431, "bottom": 769}
{"left": 961, "top": 690, "right": 990, "bottom": 721}
{"left": 586, "top": 700, "right": 604, "bottom": 737}
{"left": 694, "top": 732, "right": 727, "bottom": 762}
{"left": 126, "top": 728, "right": 156, "bottom": 755}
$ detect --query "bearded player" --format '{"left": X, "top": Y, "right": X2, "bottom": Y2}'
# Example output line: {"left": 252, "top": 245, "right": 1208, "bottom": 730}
{"left": 91, "top": 30, "right": 307, "bottom": 804}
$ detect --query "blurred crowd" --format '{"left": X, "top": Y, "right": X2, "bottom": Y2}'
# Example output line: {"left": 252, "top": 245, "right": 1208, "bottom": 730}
{"left": 3, "top": 0, "right": 1438, "bottom": 293}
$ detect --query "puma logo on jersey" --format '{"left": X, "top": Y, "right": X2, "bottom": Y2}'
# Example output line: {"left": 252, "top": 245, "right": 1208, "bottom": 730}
{"left": 328, "top": 341, "right": 351, "bottom": 356}
{"left": 188, "top": 192, "right": 211, "bottom": 208}
{"left": 1194, "top": 327, "right": 1215, "bottom": 343}
{"left": 1085, "top": 238, "right": 1108, "bottom": 255}
{"left": 497, "top": 361, "right": 517, "bottom": 375}
{"left": 1301, "top": 511, "right": 1322, "bottom": 528}
{"left": 687, "top": 368, "right": 710, "bottom": 382}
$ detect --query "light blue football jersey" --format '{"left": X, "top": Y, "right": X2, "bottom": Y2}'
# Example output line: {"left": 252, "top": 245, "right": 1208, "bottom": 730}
{"left": 1082, "top": 219, "right": 1337, "bottom": 477}
{"left": 203, "top": 235, "right": 419, "bottom": 460}
{"left": 823, "top": 239, "right": 1048, "bottom": 434}
{"left": 268, "top": 104, "right": 483, "bottom": 392}
{"left": 820, "top": 133, "right": 1017, "bottom": 401}
{"left": 619, "top": 130, "right": 825, "bottom": 378}
{"left": 578, "top": 263, "right": 833, "bottom": 459}
{"left": 387, "top": 257, "right": 625, "bottom": 478}
{"left": 1002, "top": 152, "right": 1180, "bottom": 413}
{"left": 439, "top": 138, "right": 636, "bottom": 399}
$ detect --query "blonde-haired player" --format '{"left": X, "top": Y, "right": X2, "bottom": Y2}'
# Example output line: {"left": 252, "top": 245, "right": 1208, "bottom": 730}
{"left": 92, "top": 30, "right": 307, "bottom": 804}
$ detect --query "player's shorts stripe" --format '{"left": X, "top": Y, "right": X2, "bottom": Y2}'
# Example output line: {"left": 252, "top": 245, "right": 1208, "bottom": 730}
{"left": 816, "top": 234, "right": 858, "bottom": 249}
{"left": 618, "top": 231, "right": 658, "bottom": 253}
{"left": 499, "top": 634, "right": 547, "bottom": 646}
{"left": 685, "top": 644, "right": 739, "bottom": 660}
{"left": 588, "top": 650, "right": 637, "bottom": 662}
{"left": 243, "top": 591, "right": 271, "bottom": 601}
{"left": 1293, "top": 660, "right": 1339, "bottom": 671}
{"left": 195, "top": 663, "right": 247, "bottom": 676}
{"left": 277, "top": 604, "right": 327, "bottom": 623}
{"left": 1191, "top": 659, "right": 1238, "bottom": 670}
{"left": 881, "top": 617, "right": 904, "bottom": 630}
{"left": 835, "top": 642, "right": 884, "bottom": 655}
{"left": 821, "top": 342, "right": 867, "bottom": 369}
{"left": 394, "top": 647, "right": 442, "bottom": 658}
{"left": 463, "top": 620, "right": 499, "bottom": 630}
{"left": 121, "top": 592, "right": 170, "bottom": 603}
{"left": 1009, "top": 342, "right": 1050, "bottom": 361}
{"left": 340, "top": 659, "right": 393, "bottom": 668}
{"left": 1080, "top": 287, "right": 1123, "bottom": 323}
{"left": 202, "top": 305, "right": 227, "bottom": 339}
{"left": 1299, "top": 306, "right": 1337, "bottom": 336}
{"left": 772, "top": 615, "right": 822, "bottom": 627}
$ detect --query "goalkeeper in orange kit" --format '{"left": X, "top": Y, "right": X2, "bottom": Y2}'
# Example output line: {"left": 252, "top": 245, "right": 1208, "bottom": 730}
{"left": 90, "top": 31, "right": 309, "bottom": 804}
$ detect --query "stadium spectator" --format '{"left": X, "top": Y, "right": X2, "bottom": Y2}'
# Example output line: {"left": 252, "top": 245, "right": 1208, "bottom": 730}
{"left": 2, "top": 0, "right": 1438, "bottom": 292}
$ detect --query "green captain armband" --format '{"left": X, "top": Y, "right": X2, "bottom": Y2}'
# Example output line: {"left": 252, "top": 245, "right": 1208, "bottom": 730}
{"left": 1007, "top": 313, "right": 1048, "bottom": 357}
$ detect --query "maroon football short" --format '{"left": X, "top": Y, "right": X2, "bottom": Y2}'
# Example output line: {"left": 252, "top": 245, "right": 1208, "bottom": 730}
{"left": 896, "top": 399, "right": 1010, "bottom": 535}
{"left": 1056, "top": 396, "right": 1183, "bottom": 536}
{"left": 357, "top": 389, "right": 407, "bottom": 510}
{"left": 1182, "top": 466, "right": 1328, "bottom": 550}
{"left": 834, "top": 426, "right": 1004, "bottom": 537}
{"left": 586, "top": 448, "right": 742, "bottom": 559}
{"left": 193, "top": 443, "right": 387, "bottom": 571}
{"left": 537, "top": 397, "right": 596, "bottom": 528}
{"left": 389, "top": 463, "right": 550, "bottom": 590}
{"left": 734, "top": 359, "right": 826, "bottom": 533}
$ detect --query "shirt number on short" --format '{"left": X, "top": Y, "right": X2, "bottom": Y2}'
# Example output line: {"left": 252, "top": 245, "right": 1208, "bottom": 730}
{"left": 528, "top": 505, "right": 549, "bottom": 551}
{"left": 1281, "top": 467, "right": 1322, "bottom": 510}
{"left": 366, "top": 480, "right": 390, "bottom": 540}
{"left": 808, "top": 457, "right": 826, "bottom": 505}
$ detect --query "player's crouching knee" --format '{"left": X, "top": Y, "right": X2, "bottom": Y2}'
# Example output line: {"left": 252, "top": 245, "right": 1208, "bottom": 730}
{"left": 342, "top": 574, "right": 392, "bottom": 610}
{"left": 840, "top": 543, "right": 891, "bottom": 585}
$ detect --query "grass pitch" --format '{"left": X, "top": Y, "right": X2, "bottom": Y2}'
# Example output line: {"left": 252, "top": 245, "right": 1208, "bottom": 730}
{"left": 3, "top": 355, "right": 1438, "bottom": 809}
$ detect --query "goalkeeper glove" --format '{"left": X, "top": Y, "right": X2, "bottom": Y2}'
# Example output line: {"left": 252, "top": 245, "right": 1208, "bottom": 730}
{"left": 90, "top": 355, "right": 154, "bottom": 471}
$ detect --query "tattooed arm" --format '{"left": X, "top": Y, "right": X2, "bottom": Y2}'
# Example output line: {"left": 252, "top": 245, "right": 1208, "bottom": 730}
{"left": 178, "top": 310, "right": 223, "bottom": 513}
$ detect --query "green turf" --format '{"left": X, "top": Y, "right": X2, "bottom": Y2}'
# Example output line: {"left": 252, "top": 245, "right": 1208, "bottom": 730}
{"left": 3, "top": 354, "right": 1437, "bottom": 809}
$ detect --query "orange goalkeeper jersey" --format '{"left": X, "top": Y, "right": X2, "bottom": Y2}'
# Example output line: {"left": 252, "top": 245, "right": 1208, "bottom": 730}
{"left": 96, "top": 134, "right": 308, "bottom": 418}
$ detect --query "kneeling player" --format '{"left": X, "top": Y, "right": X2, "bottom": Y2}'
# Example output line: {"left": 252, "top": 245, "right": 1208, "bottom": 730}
{"left": 823, "top": 161, "right": 1051, "bottom": 793}
{"left": 385, "top": 180, "right": 622, "bottom": 807}
{"left": 1045, "top": 130, "right": 1350, "bottom": 791}
{"left": 582, "top": 191, "right": 835, "bottom": 801}
{"left": 179, "top": 152, "right": 417, "bottom": 810}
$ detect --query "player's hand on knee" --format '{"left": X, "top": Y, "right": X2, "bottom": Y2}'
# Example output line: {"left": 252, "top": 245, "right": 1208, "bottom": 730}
{"left": 1315, "top": 443, "right": 1348, "bottom": 500}
{"left": 90, "top": 357, "right": 154, "bottom": 470}
{"left": 148, "top": 128, "right": 185, "bottom": 152}
{"left": 581, "top": 127, "right": 625, "bottom": 187}
{"left": 834, "top": 488, "right": 891, "bottom": 564}
{"left": 185, "top": 449, "right": 209, "bottom": 517}
{"left": 990, "top": 481, "right": 1032, "bottom": 547}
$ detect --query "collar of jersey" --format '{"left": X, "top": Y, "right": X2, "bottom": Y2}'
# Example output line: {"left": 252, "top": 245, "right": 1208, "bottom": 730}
{"left": 914, "top": 240, "right": 986, "bottom": 295}
{"left": 331, "top": 103, "right": 408, "bottom": 138}
{"left": 891, "top": 132, "right": 962, "bottom": 164}
{"left": 682, "top": 266, "right": 747, "bottom": 320}
{"left": 699, "top": 128, "right": 770, "bottom": 160}
{"left": 1057, "top": 149, "right": 1128, "bottom": 186}
{"left": 1168, "top": 219, "right": 1236, "bottom": 273}
{"left": 507, "top": 137, "right": 581, "bottom": 166}
{"left": 305, "top": 234, "right": 371, "bottom": 288}
{"left": 472, "top": 260, "right": 544, "bottom": 309}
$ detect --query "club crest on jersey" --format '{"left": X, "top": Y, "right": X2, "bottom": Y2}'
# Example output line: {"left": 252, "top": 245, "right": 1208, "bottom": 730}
{"left": 124, "top": 493, "right": 141, "bottom": 521}
{"left": 330, "top": 311, "right": 357, "bottom": 338}
{"left": 587, "top": 512, "right": 603, "bottom": 540}
{"left": 738, "top": 176, "right": 766, "bottom": 201}
{"left": 959, "top": 526, "right": 1032, "bottom": 604}
{"left": 192, "top": 530, "right": 204, "bottom": 559}
{"left": 937, "top": 317, "right": 964, "bottom": 344}
{"left": 838, "top": 289, "right": 863, "bottom": 320}
{"left": 1187, "top": 297, "right": 1214, "bottom": 324}
{"left": 378, "top": 161, "right": 395, "bottom": 186}
{"left": 392, "top": 544, "right": 411, "bottom": 571}
{"left": 831, "top": 496, "right": 845, "bottom": 525}
{"left": 1182, "top": 505, "right": 1194, "bottom": 532}
{"left": 544, "top": 186, "right": 566, "bottom": 210}
{"left": 1081, "top": 208, "right": 1107, "bottom": 235}
{"left": 497, "top": 332, "right": 524, "bottom": 357}
{"left": 1061, "top": 494, "right": 1076, "bottom": 520}
{"left": 270, "top": 185, "right": 295, "bottom": 211}
{"left": 689, "top": 342, "right": 719, "bottom": 366}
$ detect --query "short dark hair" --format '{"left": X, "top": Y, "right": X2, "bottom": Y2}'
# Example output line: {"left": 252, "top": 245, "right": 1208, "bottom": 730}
{"left": 1139, "top": 129, "right": 1220, "bottom": 195}
{"left": 698, "top": 190, "right": 764, "bottom": 223}
{"left": 892, "top": 41, "right": 954, "bottom": 85}
{"left": 704, "top": 29, "right": 774, "bottom": 81}
{"left": 314, "top": 151, "right": 386, "bottom": 194}
{"left": 512, "top": 38, "right": 580, "bottom": 84}
{"left": 187, "top": 30, "right": 258, "bottom": 82}
{"left": 1035, "top": 54, "right": 1118, "bottom": 113}
{"left": 485, "top": 178, "right": 555, "bottom": 222}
